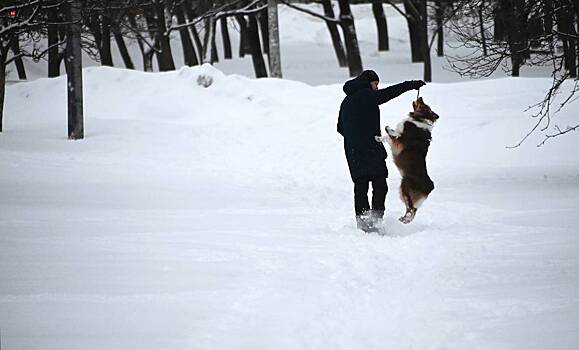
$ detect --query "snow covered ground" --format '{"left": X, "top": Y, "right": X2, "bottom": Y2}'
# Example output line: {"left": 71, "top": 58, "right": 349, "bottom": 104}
{"left": 2, "top": 3, "right": 579, "bottom": 350}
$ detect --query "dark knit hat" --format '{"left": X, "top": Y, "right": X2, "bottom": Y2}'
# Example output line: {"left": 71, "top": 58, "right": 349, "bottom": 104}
{"left": 359, "top": 70, "right": 380, "bottom": 82}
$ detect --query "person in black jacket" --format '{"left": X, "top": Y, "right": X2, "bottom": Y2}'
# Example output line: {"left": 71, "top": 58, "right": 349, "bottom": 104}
{"left": 337, "top": 70, "right": 425, "bottom": 232}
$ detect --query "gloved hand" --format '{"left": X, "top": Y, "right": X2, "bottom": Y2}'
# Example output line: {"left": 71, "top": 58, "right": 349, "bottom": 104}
{"left": 407, "top": 80, "right": 426, "bottom": 90}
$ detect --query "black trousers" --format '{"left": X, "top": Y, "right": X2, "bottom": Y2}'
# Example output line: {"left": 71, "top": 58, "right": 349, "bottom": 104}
{"left": 353, "top": 176, "right": 388, "bottom": 217}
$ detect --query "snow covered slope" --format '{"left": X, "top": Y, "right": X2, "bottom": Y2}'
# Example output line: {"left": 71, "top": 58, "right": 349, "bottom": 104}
{"left": 1, "top": 65, "right": 578, "bottom": 350}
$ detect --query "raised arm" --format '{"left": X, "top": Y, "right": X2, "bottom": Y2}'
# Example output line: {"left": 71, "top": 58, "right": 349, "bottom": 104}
{"left": 372, "top": 80, "right": 425, "bottom": 105}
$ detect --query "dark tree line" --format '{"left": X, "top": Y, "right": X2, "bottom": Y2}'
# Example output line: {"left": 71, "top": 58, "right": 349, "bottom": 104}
{"left": 0, "top": 0, "right": 464, "bottom": 138}
{"left": 3, "top": 1, "right": 576, "bottom": 143}
{"left": 1, "top": 0, "right": 284, "bottom": 79}
{"left": 1, "top": 0, "right": 454, "bottom": 106}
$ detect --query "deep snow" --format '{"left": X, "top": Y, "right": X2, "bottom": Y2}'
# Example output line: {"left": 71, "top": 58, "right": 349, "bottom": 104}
{"left": 2, "top": 64, "right": 579, "bottom": 350}
{"left": 2, "top": 3, "right": 579, "bottom": 350}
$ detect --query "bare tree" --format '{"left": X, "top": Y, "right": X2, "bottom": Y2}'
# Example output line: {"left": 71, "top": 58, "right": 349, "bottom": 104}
{"left": 1, "top": 0, "right": 62, "bottom": 132}
{"left": 385, "top": 0, "right": 431, "bottom": 80}
{"left": 173, "top": 1, "right": 199, "bottom": 66}
{"left": 319, "top": 0, "right": 347, "bottom": 67}
{"left": 447, "top": 0, "right": 579, "bottom": 145}
{"left": 280, "top": 0, "right": 360, "bottom": 75}
{"left": 337, "top": 0, "right": 363, "bottom": 76}
{"left": 372, "top": 0, "right": 389, "bottom": 51}
{"left": 152, "top": 0, "right": 175, "bottom": 71}
{"left": 47, "top": 3, "right": 65, "bottom": 77}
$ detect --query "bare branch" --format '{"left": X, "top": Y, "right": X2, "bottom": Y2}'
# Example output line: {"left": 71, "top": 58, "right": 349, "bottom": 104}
{"left": 279, "top": 0, "right": 340, "bottom": 24}
{"left": 383, "top": 0, "right": 411, "bottom": 20}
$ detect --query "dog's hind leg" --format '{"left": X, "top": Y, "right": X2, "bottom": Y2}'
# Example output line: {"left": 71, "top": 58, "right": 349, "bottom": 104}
{"left": 399, "top": 181, "right": 417, "bottom": 224}
{"left": 410, "top": 191, "right": 428, "bottom": 209}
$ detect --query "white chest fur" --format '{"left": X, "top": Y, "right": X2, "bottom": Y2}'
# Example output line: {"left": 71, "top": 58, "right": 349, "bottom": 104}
{"left": 396, "top": 117, "right": 434, "bottom": 134}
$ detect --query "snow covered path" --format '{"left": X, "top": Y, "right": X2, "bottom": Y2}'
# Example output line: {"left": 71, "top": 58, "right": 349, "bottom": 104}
{"left": 3, "top": 171, "right": 579, "bottom": 349}
{"left": 1, "top": 66, "right": 579, "bottom": 349}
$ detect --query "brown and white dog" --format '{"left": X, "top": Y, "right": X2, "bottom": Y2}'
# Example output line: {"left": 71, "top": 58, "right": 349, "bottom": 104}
{"left": 375, "top": 97, "right": 439, "bottom": 224}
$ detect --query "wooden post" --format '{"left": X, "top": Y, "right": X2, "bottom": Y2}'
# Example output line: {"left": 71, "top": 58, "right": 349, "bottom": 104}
{"left": 67, "top": 0, "right": 84, "bottom": 140}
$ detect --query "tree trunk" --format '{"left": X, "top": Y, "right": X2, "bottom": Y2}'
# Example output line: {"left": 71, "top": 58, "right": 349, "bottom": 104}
{"left": 67, "top": 0, "right": 84, "bottom": 140}
{"left": 493, "top": 1, "right": 506, "bottom": 41}
{"left": 10, "top": 38, "right": 27, "bottom": 80}
{"left": 100, "top": 15, "right": 113, "bottom": 66}
{"left": 418, "top": 1, "right": 431, "bottom": 82}
{"left": 479, "top": 0, "right": 487, "bottom": 56}
{"left": 182, "top": 1, "right": 203, "bottom": 60}
{"left": 220, "top": 17, "right": 232, "bottom": 59}
{"left": 88, "top": 15, "right": 103, "bottom": 58}
{"left": 517, "top": 0, "right": 530, "bottom": 59}
{"left": 129, "top": 14, "right": 154, "bottom": 72}
{"left": 48, "top": 7, "right": 61, "bottom": 77}
{"left": 113, "top": 30, "right": 135, "bottom": 69}
{"left": 236, "top": 15, "right": 252, "bottom": 57}
{"left": 504, "top": 0, "right": 524, "bottom": 76}
{"left": 372, "top": 0, "right": 389, "bottom": 51}
{"left": 211, "top": 18, "right": 219, "bottom": 63}
{"left": 544, "top": 0, "right": 553, "bottom": 36}
{"left": 570, "top": 0, "right": 579, "bottom": 21}
{"left": 565, "top": 11, "right": 577, "bottom": 78}
{"left": 0, "top": 48, "right": 6, "bottom": 132}
{"left": 191, "top": 24, "right": 204, "bottom": 61}
{"left": 320, "top": 0, "right": 347, "bottom": 67}
{"left": 338, "top": 0, "right": 363, "bottom": 76}
{"left": 435, "top": 0, "right": 445, "bottom": 56}
{"left": 405, "top": 0, "right": 424, "bottom": 62}
{"left": 562, "top": 35, "right": 570, "bottom": 71}
{"left": 258, "top": 10, "right": 269, "bottom": 55}
{"left": 202, "top": 18, "right": 217, "bottom": 63}
{"left": 153, "top": 0, "right": 175, "bottom": 71}
{"left": 143, "top": 49, "right": 154, "bottom": 72}
{"left": 247, "top": 14, "right": 268, "bottom": 78}
{"left": 175, "top": 5, "right": 198, "bottom": 66}
{"left": 267, "top": 0, "right": 282, "bottom": 78}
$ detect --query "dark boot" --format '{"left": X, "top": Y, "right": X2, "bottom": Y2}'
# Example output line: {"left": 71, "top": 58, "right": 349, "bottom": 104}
{"left": 356, "top": 213, "right": 379, "bottom": 233}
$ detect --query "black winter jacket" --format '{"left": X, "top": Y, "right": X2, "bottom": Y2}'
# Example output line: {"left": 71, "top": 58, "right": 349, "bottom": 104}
{"left": 337, "top": 78, "right": 417, "bottom": 180}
